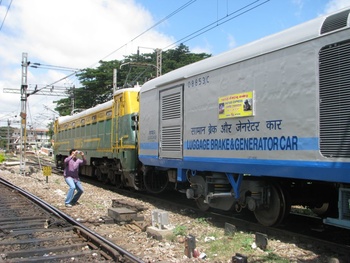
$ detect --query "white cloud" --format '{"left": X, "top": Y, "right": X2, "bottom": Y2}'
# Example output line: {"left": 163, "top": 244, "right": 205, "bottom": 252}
{"left": 191, "top": 38, "right": 212, "bottom": 55}
{"left": 291, "top": 0, "right": 304, "bottom": 17}
{"left": 0, "top": 0, "right": 174, "bottom": 128}
{"left": 324, "top": 0, "right": 350, "bottom": 13}
{"left": 5, "top": 0, "right": 172, "bottom": 67}
{"left": 227, "top": 34, "right": 237, "bottom": 49}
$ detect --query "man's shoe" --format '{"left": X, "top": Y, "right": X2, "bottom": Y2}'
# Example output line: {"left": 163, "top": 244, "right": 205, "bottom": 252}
{"left": 65, "top": 204, "right": 72, "bottom": 207}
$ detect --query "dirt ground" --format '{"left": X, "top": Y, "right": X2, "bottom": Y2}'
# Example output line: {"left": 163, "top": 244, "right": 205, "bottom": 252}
{"left": 0, "top": 161, "right": 345, "bottom": 263}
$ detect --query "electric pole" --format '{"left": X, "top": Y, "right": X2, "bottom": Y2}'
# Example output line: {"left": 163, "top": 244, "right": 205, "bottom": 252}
{"left": 113, "top": 69, "right": 117, "bottom": 93}
{"left": 7, "top": 119, "right": 10, "bottom": 152}
{"left": 136, "top": 46, "right": 162, "bottom": 77}
{"left": 20, "top": 52, "right": 29, "bottom": 175}
{"left": 4, "top": 53, "right": 76, "bottom": 175}
{"left": 155, "top": 48, "right": 162, "bottom": 77}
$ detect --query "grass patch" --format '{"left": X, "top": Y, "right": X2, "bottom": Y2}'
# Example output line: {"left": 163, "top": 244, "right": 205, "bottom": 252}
{"left": 173, "top": 225, "right": 187, "bottom": 236}
{"left": 164, "top": 225, "right": 188, "bottom": 242}
{"left": 193, "top": 231, "right": 292, "bottom": 262}
{"left": 195, "top": 217, "right": 209, "bottom": 225}
{"left": 204, "top": 233, "right": 254, "bottom": 258}
{"left": 0, "top": 153, "right": 5, "bottom": 163}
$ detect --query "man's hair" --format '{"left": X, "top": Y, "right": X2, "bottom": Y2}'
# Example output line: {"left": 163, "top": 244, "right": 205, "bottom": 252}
{"left": 69, "top": 149, "right": 76, "bottom": 155}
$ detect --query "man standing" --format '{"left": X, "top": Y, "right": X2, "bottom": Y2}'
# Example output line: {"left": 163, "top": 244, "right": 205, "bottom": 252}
{"left": 64, "top": 149, "right": 86, "bottom": 207}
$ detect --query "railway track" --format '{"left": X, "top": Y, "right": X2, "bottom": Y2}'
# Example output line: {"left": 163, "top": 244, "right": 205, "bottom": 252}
{"left": 0, "top": 177, "right": 144, "bottom": 263}
{"left": 112, "top": 184, "right": 350, "bottom": 260}
{"left": 11, "top": 155, "right": 350, "bottom": 261}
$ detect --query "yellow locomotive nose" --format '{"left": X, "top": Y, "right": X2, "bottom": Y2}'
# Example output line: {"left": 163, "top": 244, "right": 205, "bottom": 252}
{"left": 54, "top": 86, "right": 142, "bottom": 190}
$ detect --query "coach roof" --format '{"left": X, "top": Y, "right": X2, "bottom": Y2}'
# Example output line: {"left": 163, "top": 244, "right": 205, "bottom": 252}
{"left": 141, "top": 8, "right": 350, "bottom": 93}
{"left": 57, "top": 86, "right": 140, "bottom": 125}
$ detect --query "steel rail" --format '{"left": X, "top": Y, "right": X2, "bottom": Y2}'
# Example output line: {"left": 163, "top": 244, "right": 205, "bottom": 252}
{"left": 0, "top": 177, "right": 145, "bottom": 263}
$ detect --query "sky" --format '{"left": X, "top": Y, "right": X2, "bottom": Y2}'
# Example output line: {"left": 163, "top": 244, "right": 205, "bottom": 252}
{"left": 0, "top": 0, "right": 349, "bottom": 129}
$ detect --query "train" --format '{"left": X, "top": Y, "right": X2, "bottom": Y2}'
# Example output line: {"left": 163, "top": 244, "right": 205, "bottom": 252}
{"left": 54, "top": 7, "right": 350, "bottom": 229}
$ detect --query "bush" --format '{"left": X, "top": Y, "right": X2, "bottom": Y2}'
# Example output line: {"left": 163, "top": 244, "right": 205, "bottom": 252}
{"left": 0, "top": 153, "right": 5, "bottom": 163}
{"left": 173, "top": 225, "right": 187, "bottom": 236}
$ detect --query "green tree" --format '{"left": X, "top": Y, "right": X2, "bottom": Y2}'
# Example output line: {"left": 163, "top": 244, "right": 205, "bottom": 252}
{"left": 54, "top": 44, "right": 211, "bottom": 116}
{"left": 0, "top": 126, "right": 14, "bottom": 150}
{"left": 162, "top": 43, "right": 210, "bottom": 72}
{"left": 0, "top": 127, "right": 7, "bottom": 149}
{"left": 46, "top": 121, "right": 54, "bottom": 140}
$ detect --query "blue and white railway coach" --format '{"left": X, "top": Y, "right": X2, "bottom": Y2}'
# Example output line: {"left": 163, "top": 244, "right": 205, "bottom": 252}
{"left": 139, "top": 8, "right": 350, "bottom": 228}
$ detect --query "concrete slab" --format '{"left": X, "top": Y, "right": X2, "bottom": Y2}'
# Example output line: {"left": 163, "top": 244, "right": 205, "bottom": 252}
{"left": 108, "top": 207, "right": 137, "bottom": 222}
{"left": 3, "top": 161, "right": 21, "bottom": 166}
{"left": 112, "top": 199, "right": 146, "bottom": 211}
{"left": 146, "top": 225, "right": 174, "bottom": 241}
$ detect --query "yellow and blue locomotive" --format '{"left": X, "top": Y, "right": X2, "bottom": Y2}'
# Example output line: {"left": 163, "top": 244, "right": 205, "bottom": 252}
{"left": 54, "top": 87, "right": 145, "bottom": 189}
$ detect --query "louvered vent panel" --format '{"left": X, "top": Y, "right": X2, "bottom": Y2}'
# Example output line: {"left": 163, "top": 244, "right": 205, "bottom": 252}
{"left": 162, "top": 92, "right": 181, "bottom": 120}
{"left": 159, "top": 86, "right": 183, "bottom": 158}
{"left": 161, "top": 126, "right": 182, "bottom": 152}
{"left": 319, "top": 40, "right": 350, "bottom": 158}
{"left": 320, "top": 10, "right": 349, "bottom": 34}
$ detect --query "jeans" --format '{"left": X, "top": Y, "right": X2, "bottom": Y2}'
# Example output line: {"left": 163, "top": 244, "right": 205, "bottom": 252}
{"left": 65, "top": 177, "right": 84, "bottom": 205}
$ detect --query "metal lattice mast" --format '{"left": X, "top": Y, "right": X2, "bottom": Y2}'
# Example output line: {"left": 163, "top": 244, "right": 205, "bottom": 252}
{"left": 20, "top": 53, "right": 29, "bottom": 175}
{"left": 156, "top": 48, "right": 162, "bottom": 77}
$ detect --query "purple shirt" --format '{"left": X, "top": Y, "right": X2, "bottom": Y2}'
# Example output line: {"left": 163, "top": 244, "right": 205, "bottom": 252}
{"left": 64, "top": 156, "right": 86, "bottom": 180}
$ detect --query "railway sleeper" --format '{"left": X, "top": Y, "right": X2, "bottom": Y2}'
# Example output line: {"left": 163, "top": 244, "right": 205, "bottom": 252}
{"left": 4, "top": 250, "right": 98, "bottom": 262}
{"left": 75, "top": 226, "right": 123, "bottom": 261}
{"left": 3, "top": 243, "right": 89, "bottom": 259}
{"left": 0, "top": 236, "right": 82, "bottom": 246}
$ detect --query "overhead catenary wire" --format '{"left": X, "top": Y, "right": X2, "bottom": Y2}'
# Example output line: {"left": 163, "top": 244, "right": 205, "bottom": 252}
{"left": 26, "top": 0, "right": 270, "bottom": 97}
{"left": 163, "top": 0, "right": 271, "bottom": 50}
{"left": 28, "top": 71, "right": 77, "bottom": 96}
{"left": 60, "top": 0, "right": 269, "bottom": 81}
{"left": 24, "top": 0, "right": 197, "bottom": 95}
{"left": 0, "top": 0, "right": 13, "bottom": 32}
{"left": 97, "top": 0, "right": 197, "bottom": 63}
{"left": 30, "top": 63, "right": 81, "bottom": 72}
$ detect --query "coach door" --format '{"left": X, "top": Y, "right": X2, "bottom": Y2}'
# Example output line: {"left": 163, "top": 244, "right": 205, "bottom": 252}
{"left": 159, "top": 85, "right": 183, "bottom": 159}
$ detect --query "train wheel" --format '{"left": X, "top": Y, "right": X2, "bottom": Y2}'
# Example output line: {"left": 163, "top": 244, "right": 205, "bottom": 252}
{"left": 112, "top": 174, "right": 123, "bottom": 189}
{"left": 143, "top": 169, "right": 169, "bottom": 194}
{"left": 108, "top": 169, "right": 122, "bottom": 188}
{"left": 254, "top": 183, "right": 289, "bottom": 227}
{"left": 195, "top": 196, "right": 210, "bottom": 211}
{"left": 108, "top": 170, "right": 123, "bottom": 189}
{"left": 96, "top": 168, "right": 108, "bottom": 184}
